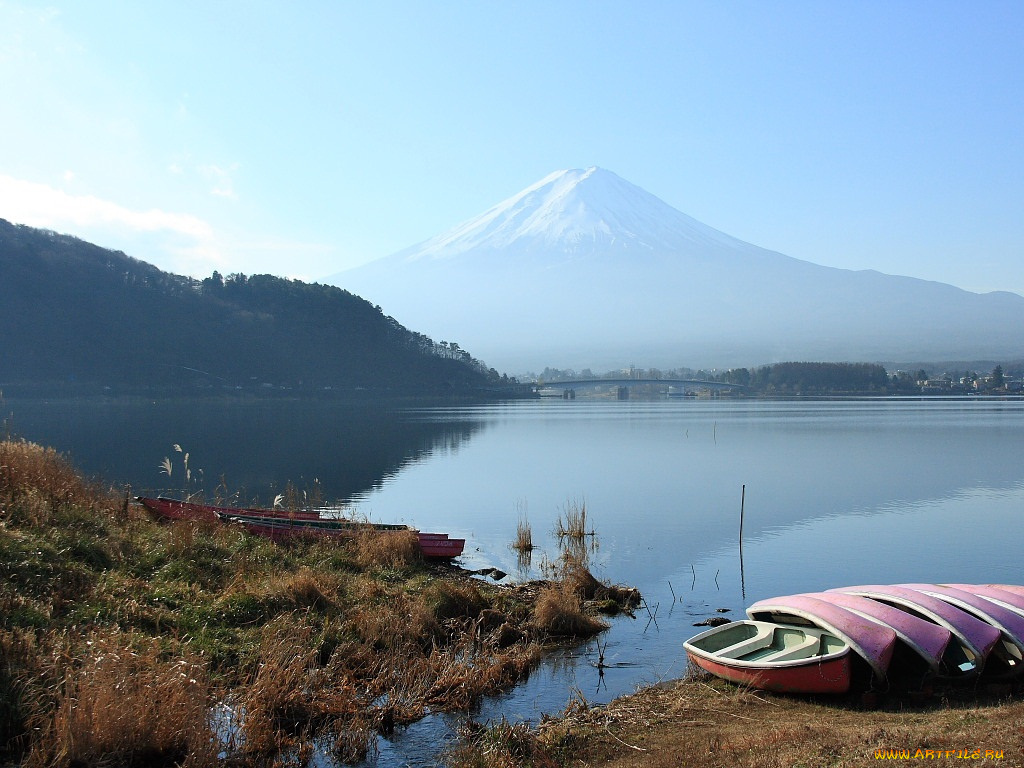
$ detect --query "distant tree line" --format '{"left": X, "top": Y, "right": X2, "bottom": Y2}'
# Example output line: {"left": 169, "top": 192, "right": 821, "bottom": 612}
{"left": 532, "top": 361, "right": 1020, "bottom": 395}
{"left": 0, "top": 220, "right": 516, "bottom": 395}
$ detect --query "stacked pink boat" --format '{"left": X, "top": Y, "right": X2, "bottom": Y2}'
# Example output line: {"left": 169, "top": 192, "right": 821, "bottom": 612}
{"left": 684, "top": 583, "right": 1024, "bottom": 694}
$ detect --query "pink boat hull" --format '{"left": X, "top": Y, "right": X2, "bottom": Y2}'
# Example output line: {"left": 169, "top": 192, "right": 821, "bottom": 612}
{"left": 687, "top": 648, "right": 853, "bottom": 695}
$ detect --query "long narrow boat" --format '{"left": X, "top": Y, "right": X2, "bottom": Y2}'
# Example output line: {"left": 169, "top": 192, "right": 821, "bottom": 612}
{"left": 216, "top": 511, "right": 466, "bottom": 558}
{"left": 829, "top": 585, "right": 999, "bottom": 677}
{"left": 684, "top": 620, "right": 853, "bottom": 694}
{"left": 138, "top": 496, "right": 321, "bottom": 522}
{"left": 137, "top": 496, "right": 465, "bottom": 559}
{"left": 800, "top": 592, "right": 960, "bottom": 680}
{"left": 746, "top": 594, "right": 898, "bottom": 685}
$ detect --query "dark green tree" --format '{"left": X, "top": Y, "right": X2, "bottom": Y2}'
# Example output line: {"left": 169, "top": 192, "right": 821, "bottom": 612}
{"left": 992, "top": 365, "right": 1005, "bottom": 388}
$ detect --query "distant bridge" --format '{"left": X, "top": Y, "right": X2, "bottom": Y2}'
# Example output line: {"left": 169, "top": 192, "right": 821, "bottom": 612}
{"left": 543, "top": 378, "right": 745, "bottom": 389}
{"left": 538, "top": 377, "right": 745, "bottom": 398}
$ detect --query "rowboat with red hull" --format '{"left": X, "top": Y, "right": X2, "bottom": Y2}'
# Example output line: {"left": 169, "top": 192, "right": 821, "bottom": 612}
{"left": 684, "top": 620, "right": 853, "bottom": 694}
{"left": 138, "top": 495, "right": 321, "bottom": 522}
{"left": 137, "top": 496, "right": 465, "bottom": 559}
{"left": 216, "top": 511, "right": 466, "bottom": 558}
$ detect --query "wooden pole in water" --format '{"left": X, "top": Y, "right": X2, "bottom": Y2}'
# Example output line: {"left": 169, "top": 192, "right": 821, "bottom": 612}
{"left": 739, "top": 484, "right": 746, "bottom": 599}
{"left": 739, "top": 484, "right": 746, "bottom": 548}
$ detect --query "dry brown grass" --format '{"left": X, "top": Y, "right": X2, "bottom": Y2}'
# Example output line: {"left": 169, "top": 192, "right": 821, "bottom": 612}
{"left": 513, "top": 517, "right": 534, "bottom": 552}
{"left": 448, "top": 717, "right": 559, "bottom": 768}
{"left": 349, "top": 588, "right": 442, "bottom": 651}
{"left": 0, "top": 439, "right": 114, "bottom": 522}
{"left": 23, "top": 630, "right": 216, "bottom": 768}
{"left": 560, "top": 553, "right": 641, "bottom": 611}
{"left": 423, "top": 580, "right": 488, "bottom": 624}
{"left": 1, "top": 437, "right": 586, "bottom": 766}
{"left": 555, "top": 498, "right": 592, "bottom": 540}
{"left": 536, "top": 676, "right": 1024, "bottom": 768}
{"left": 353, "top": 527, "right": 420, "bottom": 569}
{"left": 0, "top": 628, "right": 46, "bottom": 759}
{"left": 236, "top": 618, "right": 363, "bottom": 759}
{"left": 532, "top": 582, "right": 608, "bottom": 637}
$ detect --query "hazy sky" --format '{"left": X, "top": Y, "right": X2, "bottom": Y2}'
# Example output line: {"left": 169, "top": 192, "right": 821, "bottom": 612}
{"left": 2, "top": 1, "right": 1022, "bottom": 295}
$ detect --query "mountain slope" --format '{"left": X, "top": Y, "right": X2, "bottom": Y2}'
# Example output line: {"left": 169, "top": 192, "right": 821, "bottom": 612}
{"left": 0, "top": 219, "right": 502, "bottom": 393}
{"left": 328, "top": 168, "right": 1024, "bottom": 371}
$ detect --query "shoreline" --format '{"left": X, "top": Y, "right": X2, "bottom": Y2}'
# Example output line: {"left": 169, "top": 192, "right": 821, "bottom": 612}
{"left": 448, "top": 673, "right": 1024, "bottom": 766}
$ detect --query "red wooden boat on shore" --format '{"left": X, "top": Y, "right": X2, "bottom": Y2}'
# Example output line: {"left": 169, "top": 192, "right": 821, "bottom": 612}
{"left": 136, "top": 496, "right": 465, "bottom": 559}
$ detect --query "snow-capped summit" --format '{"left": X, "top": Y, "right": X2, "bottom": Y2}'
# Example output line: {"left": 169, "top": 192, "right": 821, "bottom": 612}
{"left": 402, "top": 167, "right": 746, "bottom": 261}
{"left": 326, "top": 169, "right": 1024, "bottom": 373}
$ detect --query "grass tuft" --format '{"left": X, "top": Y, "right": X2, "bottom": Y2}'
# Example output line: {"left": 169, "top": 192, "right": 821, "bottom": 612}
{"left": 24, "top": 630, "right": 216, "bottom": 768}
{"left": 532, "top": 582, "right": 608, "bottom": 637}
{"left": 513, "top": 517, "right": 534, "bottom": 552}
{"left": 555, "top": 498, "right": 591, "bottom": 540}
{"left": 354, "top": 528, "right": 420, "bottom": 570}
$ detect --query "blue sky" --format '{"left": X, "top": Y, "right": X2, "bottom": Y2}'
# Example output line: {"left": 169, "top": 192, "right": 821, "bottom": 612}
{"left": 2, "top": 1, "right": 1022, "bottom": 295}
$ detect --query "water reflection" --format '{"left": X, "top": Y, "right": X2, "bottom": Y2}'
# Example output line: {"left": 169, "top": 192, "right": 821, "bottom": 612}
{"left": 5, "top": 396, "right": 1024, "bottom": 766}
{"left": 4, "top": 398, "right": 486, "bottom": 507}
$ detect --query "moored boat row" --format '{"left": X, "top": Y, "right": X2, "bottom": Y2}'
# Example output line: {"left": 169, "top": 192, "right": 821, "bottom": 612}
{"left": 136, "top": 496, "right": 466, "bottom": 559}
{"left": 684, "top": 583, "right": 1024, "bottom": 694}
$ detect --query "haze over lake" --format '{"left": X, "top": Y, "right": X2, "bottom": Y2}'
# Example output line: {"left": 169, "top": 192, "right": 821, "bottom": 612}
{"left": 6, "top": 394, "right": 1022, "bottom": 764}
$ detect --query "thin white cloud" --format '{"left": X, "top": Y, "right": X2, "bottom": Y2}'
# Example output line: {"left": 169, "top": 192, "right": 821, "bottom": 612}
{"left": 199, "top": 163, "right": 238, "bottom": 200}
{"left": 0, "top": 173, "right": 213, "bottom": 239}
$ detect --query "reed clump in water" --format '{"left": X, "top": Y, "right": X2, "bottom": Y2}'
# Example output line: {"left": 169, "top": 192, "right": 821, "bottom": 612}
{"left": 513, "top": 517, "right": 534, "bottom": 552}
{"left": 555, "top": 498, "right": 593, "bottom": 540}
{"left": 448, "top": 717, "right": 557, "bottom": 768}
{"left": 532, "top": 581, "right": 609, "bottom": 637}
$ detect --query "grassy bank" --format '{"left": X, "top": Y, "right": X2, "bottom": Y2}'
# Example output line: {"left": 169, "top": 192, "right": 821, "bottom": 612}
{"left": 0, "top": 439, "right": 631, "bottom": 767}
{"left": 448, "top": 674, "right": 1024, "bottom": 767}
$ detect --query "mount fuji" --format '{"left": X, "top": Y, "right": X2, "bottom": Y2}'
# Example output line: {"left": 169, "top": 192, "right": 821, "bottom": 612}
{"left": 326, "top": 167, "right": 1024, "bottom": 372}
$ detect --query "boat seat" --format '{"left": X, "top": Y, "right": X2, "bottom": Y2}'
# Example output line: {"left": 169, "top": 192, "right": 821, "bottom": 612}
{"left": 756, "top": 635, "right": 824, "bottom": 662}
{"left": 715, "top": 624, "right": 776, "bottom": 659}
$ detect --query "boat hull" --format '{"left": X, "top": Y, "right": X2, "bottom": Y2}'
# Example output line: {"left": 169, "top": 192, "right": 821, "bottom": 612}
{"left": 829, "top": 584, "right": 1001, "bottom": 671}
{"left": 801, "top": 591, "right": 955, "bottom": 677}
{"left": 687, "top": 649, "right": 853, "bottom": 694}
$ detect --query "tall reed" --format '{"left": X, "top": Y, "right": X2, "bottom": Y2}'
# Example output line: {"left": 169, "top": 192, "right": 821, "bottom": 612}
{"left": 555, "top": 498, "right": 591, "bottom": 539}
{"left": 513, "top": 517, "right": 534, "bottom": 552}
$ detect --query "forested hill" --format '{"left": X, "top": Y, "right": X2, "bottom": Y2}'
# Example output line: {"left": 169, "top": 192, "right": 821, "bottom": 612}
{"left": 0, "top": 219, "right": 511, "bottom": 395}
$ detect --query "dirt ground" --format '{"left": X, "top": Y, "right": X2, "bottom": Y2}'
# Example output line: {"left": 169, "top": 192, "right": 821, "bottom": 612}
{"left": 537, "top": 677, "right": 1024, "bottom": 767}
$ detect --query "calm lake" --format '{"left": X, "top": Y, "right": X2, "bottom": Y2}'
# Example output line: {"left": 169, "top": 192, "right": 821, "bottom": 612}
{"left": 6, "top": 395, "right": 1024, "bottom": 764}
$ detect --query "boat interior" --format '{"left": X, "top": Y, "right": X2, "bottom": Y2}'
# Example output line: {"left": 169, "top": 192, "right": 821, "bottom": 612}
{"left": 692, "top": 622, "right": 844, "bottom": 664}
